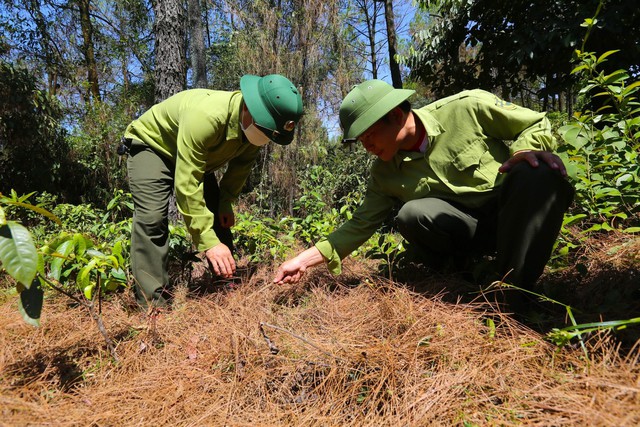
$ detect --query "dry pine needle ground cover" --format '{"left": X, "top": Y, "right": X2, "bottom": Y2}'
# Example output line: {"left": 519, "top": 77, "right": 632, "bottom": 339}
{"left": 1, "top": 237, "right": 640, "bottom": 426}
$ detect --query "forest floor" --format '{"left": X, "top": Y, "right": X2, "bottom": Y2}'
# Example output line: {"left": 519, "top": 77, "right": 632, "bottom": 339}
{"left": 1, "top": 233, "right": 639, "bottom": 426}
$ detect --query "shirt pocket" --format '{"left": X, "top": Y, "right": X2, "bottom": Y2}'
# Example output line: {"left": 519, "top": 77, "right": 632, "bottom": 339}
{"left": 444, "top": 138, "right": 499, "bottom": 191}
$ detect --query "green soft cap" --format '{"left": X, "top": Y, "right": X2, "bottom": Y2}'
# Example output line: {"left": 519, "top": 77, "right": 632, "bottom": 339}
{"left": 339, "top": 79, "right": 415, "bottom": 141}
{"left": 240, "top": 74, "right": 304, "bottom": 145}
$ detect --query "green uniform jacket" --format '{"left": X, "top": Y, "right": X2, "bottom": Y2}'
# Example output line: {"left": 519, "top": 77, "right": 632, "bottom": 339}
{"left": 316, "top": 89, "right": 557, "bottom": 274}
{"left": 124, "top": 89, "right": 260, "bottom": 252}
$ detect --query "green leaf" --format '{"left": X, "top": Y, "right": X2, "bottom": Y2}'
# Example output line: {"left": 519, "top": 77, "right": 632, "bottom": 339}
{"left": 562, "top": 214, "right": 587, "bottom": 227}
{"left": 83, "top": 283, "right": 95, "bottom": 300}
{"left": 596, "top": 50, "right": 620, "bottom": 65}
{"left": 559, "top": 124, "right": 590, "bottom": 149}
{"left": 111, "top": 268, "right": 127, "bottom": 282}
{"left": 486, "top": 318, "right": 496, "bottom": 338}
{"left": 112, "top": 240, "right": 123, "bottom": 258}
{"left": 49, "top": 239, "right": 76, "bottom": 281}
{"left": 17, "top": 278, "right": 43, "bottom": 327}
{"left": 73, "top": 233, "right": 88, "bottom": 256}
{"left": 0, "top": 199, "right": 62, "bottom": 225}
{"left": 602, "top": 69, "right": 628, "bottom": 85}
{"left": 621, "top": 81, "right": 640, "bottom": 96}
{"left": 0, "top": 222, "right": 38, "bottom": 287}
{"left": 77, "top": 258, "right": 98, "bottom": 290}
{"left": 570, "top": 64, "right": 588, "bottom": 75}
{"left": 86, "top": 248, "right": 105, "bottom": 257}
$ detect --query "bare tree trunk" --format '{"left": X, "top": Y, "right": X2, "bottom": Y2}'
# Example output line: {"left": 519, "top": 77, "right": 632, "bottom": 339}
{"left": 188, "top": 0, "right": 208, "bottom": 88}
{"left": 153, "top": 0, "right": 187, "bottom": 221}
{"left": 367, "top": 3, "right": 378, "bottom": 79}
{"left": 380, "top": 0, "right": 402, "bottom": 88}
{"left": 558, "top": 92, "right": 563, "bottom": 112}
{"left": 78, "top": 0, "right": 100, "bottom": 102}
{"left": 153, "top": 0, "right": 186, "bottom": 102}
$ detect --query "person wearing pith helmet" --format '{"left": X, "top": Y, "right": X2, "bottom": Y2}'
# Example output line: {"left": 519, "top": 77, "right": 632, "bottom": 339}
{"left": 122, "top": 74, "right": 303, "bottom": 308}
{"left": 274, "top": 79, "right": 574, "bottom": 313}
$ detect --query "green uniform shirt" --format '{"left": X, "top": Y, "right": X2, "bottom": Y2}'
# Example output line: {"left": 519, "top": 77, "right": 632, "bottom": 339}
{"left": 316, "top": 89, "right": 557, "bottom": 274}
{"left": 124, "top": 89, "right": 260, "bottom": 252}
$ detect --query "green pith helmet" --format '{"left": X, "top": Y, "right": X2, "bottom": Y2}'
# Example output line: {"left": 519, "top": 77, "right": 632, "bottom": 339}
{"left": 339, "top": 79, "right": 415, "bottom": 141}
{"left": 240, "top": 74, "right": 304, "bottom": 145}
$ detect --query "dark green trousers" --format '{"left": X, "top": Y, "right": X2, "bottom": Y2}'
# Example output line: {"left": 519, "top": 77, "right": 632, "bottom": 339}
{"left": 396, "top": 162, "right": 574, "bottom": 289}
{"left": 127, "top": 141, "right": 233, "bottom": 307}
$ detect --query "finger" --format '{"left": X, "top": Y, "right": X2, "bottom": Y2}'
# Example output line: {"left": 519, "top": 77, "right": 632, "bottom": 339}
{"left": 210, "top": 259, "right": 221, "bottom": 276}
{"left": 498, "top": 160, "right": 514, "bottom": 173}
{"left": 542, "top": 154, "right": 567, "bottom": 176}
{"left": 228, "top": 256, "right": 237, "bottom": 274}
{"left": 274, "top": 269, "right": 285, "bottom": 283}
{"left": 525, "top": 153, "right": 539, "bottom": 168}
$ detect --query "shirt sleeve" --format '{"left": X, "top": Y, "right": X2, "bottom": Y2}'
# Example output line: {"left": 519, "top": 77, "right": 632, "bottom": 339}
{"left": 174, "top": 110, "right": 224, "bottom": 252}
{"left": 473, "top": 96, "right": 557, "bottom": 155}
{"left": 315, "top": 177, "right": 395, "bottom": 275}
{"left": 218, "top": 144, "right": 261, "bottom": 214}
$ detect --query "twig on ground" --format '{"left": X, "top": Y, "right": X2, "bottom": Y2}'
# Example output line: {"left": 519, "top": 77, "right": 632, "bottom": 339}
{"left": 258, "top": 322, "right": 280, "bottom": 355}
{"left": 259, "top": 321, "right": 346, "bottom": 362}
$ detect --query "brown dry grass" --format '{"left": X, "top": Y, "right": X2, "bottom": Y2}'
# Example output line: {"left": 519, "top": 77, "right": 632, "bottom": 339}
{"left": 2, "top": 250, "right": 640, "bottom": 427}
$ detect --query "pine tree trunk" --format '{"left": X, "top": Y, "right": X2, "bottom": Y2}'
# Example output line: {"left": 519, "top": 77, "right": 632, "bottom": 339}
{"left": 152, "top": 0, "right": 187, "bottom": 220}
{"left": 78, "top": 0, "right": 100, "bottom": 102}
{"left": 380, "top": 0, "right": 402, "bottom": 88}
{"left": 153, "top": 0, "right": 186, "bottom": 102}
{"left": 188, "top": 0, "right": 207, "bottom": 88}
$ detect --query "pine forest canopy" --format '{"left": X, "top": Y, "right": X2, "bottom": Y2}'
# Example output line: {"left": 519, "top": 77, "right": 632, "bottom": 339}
{"left": 2, "top": 0, "right": 637, "bottom": 127}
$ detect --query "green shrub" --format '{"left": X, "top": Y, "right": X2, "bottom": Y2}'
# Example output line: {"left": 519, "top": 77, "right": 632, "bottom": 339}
{"left": 558, "top": 19, "right": 640, "bottom": 233}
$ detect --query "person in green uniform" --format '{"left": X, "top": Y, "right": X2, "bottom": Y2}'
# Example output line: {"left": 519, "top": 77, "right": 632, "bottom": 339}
{"left": 274, "top": 79, "right": 573, "bottom": 309}
{"left": 124, "top": 74, "right": 303, "bottom": 307}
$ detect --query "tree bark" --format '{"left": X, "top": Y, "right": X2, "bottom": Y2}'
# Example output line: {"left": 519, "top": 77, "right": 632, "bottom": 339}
{"left": 78, "top": 0, "right": 100, "bottom": 102}
{"left": 153, "top": 0, "right": 186, "bottom": 102}
{"left": 188, "top": 0, "right": 208, "bottom": 88}
{"left": 380, "top": 0, "right": 402, "bottom": 88}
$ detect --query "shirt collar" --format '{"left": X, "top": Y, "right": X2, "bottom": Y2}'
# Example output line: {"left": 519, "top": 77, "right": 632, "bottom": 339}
{"left": 393, "top": 109, "right": 446, "bottom": 165}
{"left": 412, "top": 108, "right": 445, "bottom": 138}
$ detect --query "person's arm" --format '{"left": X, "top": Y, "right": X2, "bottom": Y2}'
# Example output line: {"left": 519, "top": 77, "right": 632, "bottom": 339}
{"left": 273, "top": 172, "right": 395, "bottom": 283}
{"left": 473, "top": 93, "right": 566, "bottom": 175}
{"left": 172, "top": 111, "right": 238, "bottom": 277}
{"left": 218, "top": 144, "right": 261, "bottom": 216}
{"left": 174, "top": 111, "right": 220, "bottom": 249}
{"left": 273, "top": 246, "right": 325, "bottom": 284}
{"left": 498, "top": 150, "right": 567, "bottom": 176}
{"left": 474, "top": 92, "right": 555, "bottom": 152}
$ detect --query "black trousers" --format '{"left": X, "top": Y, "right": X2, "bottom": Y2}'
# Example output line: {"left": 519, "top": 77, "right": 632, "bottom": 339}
{"left": 396, "top": 162, "right": 575, "bottom": 289}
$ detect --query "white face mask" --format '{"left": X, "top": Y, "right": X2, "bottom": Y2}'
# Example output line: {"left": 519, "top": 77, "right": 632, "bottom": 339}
{"left": 241, "top": 110, "right": 272, "bottom": 146}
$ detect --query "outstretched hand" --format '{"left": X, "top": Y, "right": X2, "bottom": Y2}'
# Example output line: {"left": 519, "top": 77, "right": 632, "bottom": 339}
{"left": 498, "top": 150, "right": 567, "bottom": 177}
{"left": 273, "top": 247, "right": 325, "bottom": 285}
{"left": 205, "top": 243, "right": 236, "bottom": 278}
{"left": 274, "top": 258, "right": 308, "bottom": 285}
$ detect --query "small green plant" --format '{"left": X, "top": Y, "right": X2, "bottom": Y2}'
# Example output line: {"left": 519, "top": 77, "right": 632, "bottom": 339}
{"left": 233, "top": 212, "right": 295, "bottom": 263}
{"left": 364, "top": 233, "right": 406, "bottom": 281}
{"left": 558, "top": 6, "right": 640, "bottom": 234}
{"left": 0, "top": 191, "right": 129, "bottom": 361}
